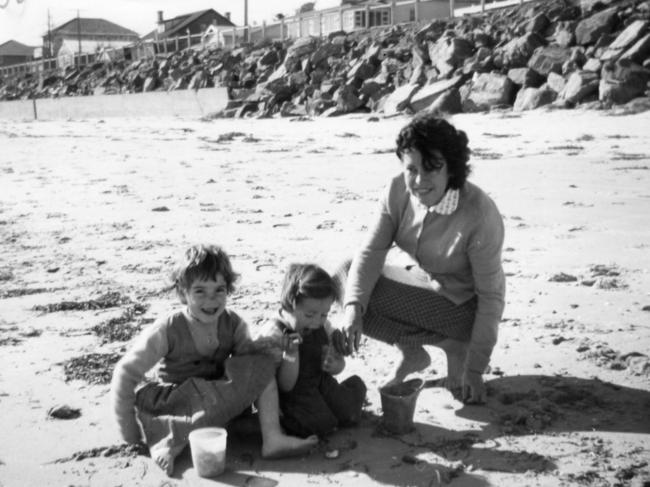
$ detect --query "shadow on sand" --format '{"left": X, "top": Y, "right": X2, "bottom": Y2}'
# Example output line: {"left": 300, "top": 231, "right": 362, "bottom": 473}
{"left": 167, "top": 374, "right": 650, "bottom": 486}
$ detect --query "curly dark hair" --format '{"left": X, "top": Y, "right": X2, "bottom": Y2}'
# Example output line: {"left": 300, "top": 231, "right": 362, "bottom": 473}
{"left": 395, "top": 114, "right": 471, "bottom": 189}
{"left": 171, "top": 244, "right": 239, "bottom": 303}
{"left": 279, "top": 263, "right": 340, "bottom": 312}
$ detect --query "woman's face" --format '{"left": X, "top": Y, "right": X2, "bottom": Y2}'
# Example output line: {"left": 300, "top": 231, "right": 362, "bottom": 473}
{"left": 401, "top": 148, "right": 450, "bottom": 208}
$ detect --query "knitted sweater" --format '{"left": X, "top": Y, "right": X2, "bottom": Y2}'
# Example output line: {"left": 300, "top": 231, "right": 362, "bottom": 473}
{"left": 344, "top": 174, "right": 506, "bottom": 375}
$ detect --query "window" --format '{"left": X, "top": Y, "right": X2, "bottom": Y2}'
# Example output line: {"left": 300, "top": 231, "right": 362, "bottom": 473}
{"left": 354, "top": 10, "right": 365, "bottom": 28}
{"left": 409, "top": 7, "right": 415, "bottom": 21}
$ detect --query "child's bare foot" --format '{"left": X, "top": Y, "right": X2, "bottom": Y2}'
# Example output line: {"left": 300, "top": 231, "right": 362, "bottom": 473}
{"left": 261, "top": 433, "right": 318, "bottom": 459}
{"left": 384, "top": 345, "right": 431, "bottom": 388}
{"left": 151, "top": 446, "right": 175, "bottom": 476}
{"left": 150, "top": 442, "right": 186, "bottom": 477}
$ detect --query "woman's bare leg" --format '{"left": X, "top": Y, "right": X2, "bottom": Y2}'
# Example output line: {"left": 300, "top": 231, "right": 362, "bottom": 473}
{"left": 433, "top": 338, "right": 469, "bottom": 394}
{"left": 257, "top": 379, "right": 318, "bottom": 459}
{"left": 385, "top": 345, "right": 431, "bottom": 387}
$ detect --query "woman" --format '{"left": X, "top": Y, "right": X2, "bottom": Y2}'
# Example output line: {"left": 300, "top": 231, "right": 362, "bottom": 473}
{"left": 334, "top": 114, "right": 505, "bottom": 404}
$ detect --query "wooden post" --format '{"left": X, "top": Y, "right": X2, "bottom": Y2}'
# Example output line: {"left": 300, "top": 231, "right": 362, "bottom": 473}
{"left": 365, "top": 5, "right": 370, "bottom": 28}
{"left": 318, "top": 12, "right": 323, "bottom": 38}
{"left": 415, "top": 0, "right": 420, "bottom": 23}
{"left": 281, "top": 18, "right": 285, "bottom": 40}
{"left": 298, "top": 15, "right": 302, "bottom": 37}
{"left": 391, "top": 0, "right": 396, "bottom": 26}
{"left": 232, "top": 26, "right": 236, "bottom": 47}
{"left": 481, "top": 0, "right": 485, "bottom": 12}
{"left": 339, "top": 7, "right": 344, "bottom": 31}
{"left": 262, "top": 21, "right": 266, "bottom": 39}
{"left": 450, "top": 0, "right": 455, "bottom": 18}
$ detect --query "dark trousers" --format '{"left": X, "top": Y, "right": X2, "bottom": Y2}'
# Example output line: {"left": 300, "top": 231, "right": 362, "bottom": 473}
{"left": 281, "top": 374, "right": 366, "bottom": 438}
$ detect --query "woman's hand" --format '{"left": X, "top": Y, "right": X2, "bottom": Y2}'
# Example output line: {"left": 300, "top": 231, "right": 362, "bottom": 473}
{"left": 342, "top": 303, "right": 363, "bottom": 355}
{"left": 462, "top": 370, "right": 486, "bottom": 404}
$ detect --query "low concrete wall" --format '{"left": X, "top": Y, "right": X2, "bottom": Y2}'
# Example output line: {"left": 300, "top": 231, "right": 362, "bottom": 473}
{"left": 0, "top": 98, "right": 36, "bottom": 121}
{"left": 0, "top": 87, "right": 228, "bottom": 121}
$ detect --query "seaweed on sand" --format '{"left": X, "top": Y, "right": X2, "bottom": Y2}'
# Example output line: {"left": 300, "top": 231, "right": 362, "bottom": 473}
{"left": 59, "top": 352, "right": 122, "bottom": 385}
{"left": 33, "top": 291, "right": 132, "bottom": 313}
{"left": 92, "top": 303, "right": 150, "bottom": 343}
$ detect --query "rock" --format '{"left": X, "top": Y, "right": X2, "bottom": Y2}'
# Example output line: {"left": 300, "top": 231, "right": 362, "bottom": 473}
{"left": 553, "top": 21, "right": 576, "bottom": 48}
{"left": 527, "top": 13, "right": 551, "bottom": 35}
{"left": 560, "top": 70, "right": 600, "bottom": 104}
{"left": 427, "top": 34, "right": 474, "bottom": 77}
{"left": 336, "top": 84, "right": 364, "bottom": 112}
{"left": 600, "top": 20, "right": 648, "bottom": 61}
{"left": 497, "top": 33, "right": 545, "bottom": 69}
{"left": 528, "top": 46, "right": 573, "bottom": 76}
{"left": 409, "top": 75, "right": 464, "bottom": 112}
{"left": 382, "top": 83, "right": 420, "bottom": 115}
{"left": 47, "top": 404, "right": 81, "bottom": 420}
{"left": 285, "top": 36, "right": 320, "bottom": 61}
{"left": 507, "top": 67, "right": 545, "bottom": 88}
{"left": 620, "top": 33, "right": 650, "bottom": 64}
{"left": 428, "top": 87, "right": 462, "bottom": 114}
{"left": 462, "top": 72, "right": 516, "bottom": 112}
{"left": 582, "top": 57, "right": 602, "bottom": 72}
{"left": 599, "top": 59, "right": 650, "bottom": 105}
{"left": 513, "top": 85, "right": 557, "bottom": 111}
{"left": 575, "top": 7, "right": 619, "bottom": 46}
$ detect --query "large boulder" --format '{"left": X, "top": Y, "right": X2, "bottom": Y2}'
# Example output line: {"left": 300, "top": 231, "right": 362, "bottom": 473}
{"left": 599, "top": 59, "right": 650, "bottom": 104}
{"left": 575, "top": 7, "right": 618, "bottom": 46}
{"left": 427, "top": 33, "right": 474, "bottom": 78}
{"left": 620, "top": 33, "right": 650, "bottom": 64}
{"left": 382, "top": 83, "right": 420, "bottom": 115}
{"left": 428, "top": 87, "right": 462, "bottom": 114}
{"left": 462, "top": 72, "right": 516, "bottom": 111}
{"left": 560, "top": 70, "right": 600, "bottom": 103}
{"left": 507, "top": 67, "right": 545, "bottom": 87}
{"left": 600, "top": 20, "right": 648, "bottom": 61}
{"left": 496, "top": 33, "right": 545, "bottom": 69}
{"left": 528, "top": 46, "right": 573, "bottom": 75}
{"left": 513, "top": 85, "right": 557, "bottom": 111}
{"left": 553, "top": 21, "right": 577, "bottom": 48}
{"left": 546, "top": 72, "right": 567, "bottom": 93}
{"left": 409, "top": 75, "right": 464, "bottom": 112}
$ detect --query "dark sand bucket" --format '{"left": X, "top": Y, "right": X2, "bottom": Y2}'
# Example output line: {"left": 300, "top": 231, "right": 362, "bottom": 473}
{"left": 379, "top": 378, "right": 425, "bottom": 434}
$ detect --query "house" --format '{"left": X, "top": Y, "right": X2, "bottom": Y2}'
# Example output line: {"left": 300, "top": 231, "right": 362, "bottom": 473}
{"left": 43, "top": 17, "right": 140, "bottom": 59}
{"left": 144, "top": 9, "right": 235, "bottom": 41}
{"left": 244, "top": 0, "right": 480, "bottom": 43}
{"left": 0, "top": 40, "right": 36, "bottom": 67}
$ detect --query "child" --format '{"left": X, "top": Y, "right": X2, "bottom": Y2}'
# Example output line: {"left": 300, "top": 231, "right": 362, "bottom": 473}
{"left": 110, "top": 244, "right": 318, "bottom": 476}
{"left": 264, "top": 263, "right": 367, "bottom": 438}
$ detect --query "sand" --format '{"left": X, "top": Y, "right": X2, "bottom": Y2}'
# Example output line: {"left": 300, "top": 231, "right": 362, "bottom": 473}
{"left": 0, "top": 108, "right": 649, "bottom": 487}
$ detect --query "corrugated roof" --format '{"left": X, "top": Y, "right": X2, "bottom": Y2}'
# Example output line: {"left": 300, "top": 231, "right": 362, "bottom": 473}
{"left": 0, "top": 40, "right": 35, "bottom": 56}
{"left": 51, "top": 18, "right": 139, "bottom": 38}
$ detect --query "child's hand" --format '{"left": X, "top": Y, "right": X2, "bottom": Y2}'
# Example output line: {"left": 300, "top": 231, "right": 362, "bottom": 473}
{"left": 282, "top": 332, "right": 302, "bottom": 362}
{"left": 321, "top": 344, "right": 345, "bottom": 375}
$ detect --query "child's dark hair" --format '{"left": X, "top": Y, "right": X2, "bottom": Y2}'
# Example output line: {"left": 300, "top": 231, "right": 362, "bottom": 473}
{"left": 171, "top": 244, "right": 239, "bottom": 303}
{"left": 280, "top": 263, "right": 340, "bottom": 312}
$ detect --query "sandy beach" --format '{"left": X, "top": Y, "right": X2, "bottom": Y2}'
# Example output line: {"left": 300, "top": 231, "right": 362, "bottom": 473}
{"left": 1, "top": 108, "right": 649, "bottom": 487}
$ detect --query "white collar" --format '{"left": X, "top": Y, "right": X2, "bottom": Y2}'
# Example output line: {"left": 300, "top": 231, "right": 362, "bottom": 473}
{"left": 418, "top": 188, "right": 459, "bottom": 215}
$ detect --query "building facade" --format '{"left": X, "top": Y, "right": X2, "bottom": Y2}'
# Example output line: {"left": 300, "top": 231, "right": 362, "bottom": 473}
{"left": 0, "top": 40, "right": 35, "bottom": 67}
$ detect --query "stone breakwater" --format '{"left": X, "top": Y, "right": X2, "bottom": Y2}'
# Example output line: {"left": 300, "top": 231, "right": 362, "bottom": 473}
{"left": 1, "top": 0, "right": 649, "bottom": 116}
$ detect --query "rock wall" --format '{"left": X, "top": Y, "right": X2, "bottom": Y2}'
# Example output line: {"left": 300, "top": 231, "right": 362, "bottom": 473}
{"left": 1, "top": 0, "right": 648, "bottom": 116}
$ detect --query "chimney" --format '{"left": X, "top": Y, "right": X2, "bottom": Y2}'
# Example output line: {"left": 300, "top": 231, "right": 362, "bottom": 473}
{"left": 157, "top": 11, "right": 164, "bottom": 33}
{"left": 225, "top": 12, "right": 231, "bottom": 21}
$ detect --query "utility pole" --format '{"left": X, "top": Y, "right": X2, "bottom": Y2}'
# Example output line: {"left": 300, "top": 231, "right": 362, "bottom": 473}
{"left": 47, "top": 9, "right": 52, "bottom": 58}
{"left": 244, "top": 0, "right": 248, "bottom": 43}
{"left": 76, "top": 9, "right": 82, "bottom": 67}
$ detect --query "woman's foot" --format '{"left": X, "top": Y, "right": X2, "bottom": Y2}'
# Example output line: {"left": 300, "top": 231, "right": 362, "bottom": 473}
{"left": 261, "top": 433, "right": 319, "bottom": 459}
{"left": 384, "top": 345, "right": 431, "bottom": 388}
{"left": 433, "top": 338, "right": 468, "bottom": 398}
